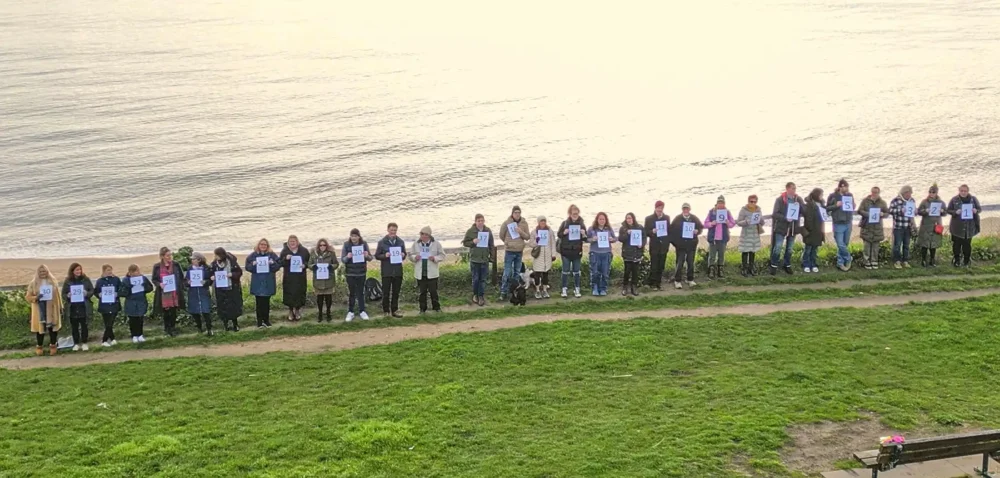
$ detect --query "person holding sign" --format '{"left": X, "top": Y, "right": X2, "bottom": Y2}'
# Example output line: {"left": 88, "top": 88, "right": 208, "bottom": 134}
{"left": 586, "top": 212, "right": 617, "bottom": 296}
{"left": 736, "top": 195, "right": 765, "bottom": 277}
{"left": 826, "top": 179, "right": 856, "bottom": 271}
{"left": 499, "top": 206, "right": 531, "bottom": 301}
{"left": 25, "top": 264, "right": 62, "bottom": 356}
{"left": 669, "top": 203, "right": 704, "bottom": 289}
{"left": 410, "top": 226, "right": 446, "bottom": 313}
{"left": 245, "top": 239, "right": 280, "bottom": 328}
{"left": 946, "top": 184, "right": 982, "bottom": 267}
{"left": 279, "top": 235, "right": 311, "bottom": 322}
{"left": 888, "top": 185, "right": 918, "bottom": 269}
{"left": 705, "top": 196, "right": 736, "bottom": 279}
{"left": 528, "top": 216, "right": 557, "bottom": 299}
{"left": 618, "top": 212, "right": 645, "bottom": 296}
{"left": 916, "top": 184, "right": 946, "bottom": 267}
{"left": 461, "top": 214, "right": 495, "bottom": 306}
{"left": 770, "top": 182, "right": 806, "bottom": 275}
{"left": 185, "top": 253, "right": 213, "bottom": 335}
{"left": 557, "top": 205, "right": 587, "bottom": 298}
{"left": 95, "top": 264, "right": 122, "bottom": 347}
{"left": 857, "top": 187, "right": 889, "bottom": 270}
{"left": 375, "top": 223, "right": 408, "bottom": 318}
{"left": 341, "top": 229, "right": 373, "bottom": 321}
{"left": 152, "top": 247, "right": 186, "bottom": 337}
{"left": 61, "top": 263, "right": 94, "bottom": 351}
{"left": 118, "top": 264, "right": 154, "bottom": 343}
{"left": 643, "top": 201, "right": 672, "bottom": 290}
{"left": 210, "top": 248, "right": 243, "bottom": 331}
{"left": 801, "top": 189, "right": 827, "bottom": 273}
{"left": 308, "top": 238, "right": 339, "bottom": 322}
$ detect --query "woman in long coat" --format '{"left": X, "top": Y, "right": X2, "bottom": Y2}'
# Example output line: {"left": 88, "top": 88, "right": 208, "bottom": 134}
{"left": 279, "top": 235, "right": 310, "bottom": 321}
{"left": 26, "top": 264, "right": 62, "bottom": 356}
{"left": 916, "top": 184, "right": 946, "bottom": 267}
{"left": 308, "top": 238, "right": 339, "bottom": 322}
{"left": 210, "top": 247, "right": 244, "bottom": 332}
{"left": 735, "top": 195, "right": 764, "bottom": 276}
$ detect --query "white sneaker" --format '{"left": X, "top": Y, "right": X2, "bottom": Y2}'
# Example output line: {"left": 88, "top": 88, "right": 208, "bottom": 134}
{"left": 102, "top": 342, "right": 111, "bottom": 347}
{"left": 360, "top": 312, "right": 370, "bottom": 321}
{"left": 811, "top": 267, "right": 819, "bottom": 273}
{"left": 573, "top": 287, "right": 581, "bottom": 298}
{"left": 81, "top": 344, "right": 89, "bottom": 351}
{"left": 345, "top": 312, "right": 355, "bottom": 322}
{"left": 72, "top": 345, "right": 81, "bottom": 351}
{"left": 138, "top": 335, "right": 146, "bottom": 343}
{"left": 534, "top": 291, "right": 542, "bottom": 300}
{"left": 803, "top": 268, "right": 811, "bottom": 273}
{"left": 687, "top": 281, "right": 697, "bottom": 287}
{"left": 132, "top": 337, "right": 139, "bottom": 344}
{"left": 111, "top": 340, "right": 118, "bottom": 346}
{"left": 675, "top": 282, "right": 683, "bottom": 290}
{"left": 542, "top": 289, "right": 550, "bottom": 298}
{"left": 561, "top": 287, "right": 568, "bottom": 298}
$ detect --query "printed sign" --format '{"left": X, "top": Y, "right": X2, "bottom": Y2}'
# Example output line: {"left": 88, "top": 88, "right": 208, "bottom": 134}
{"left": 715, "top": 209, "right": 727, "bottom": 224}
{"left": 419, "top": 246, "right": 430, "bottom": 260}
{"left": 162, "top": 275, "right": 177, "bottom": 293}
{"left": 596, "top": 231, "right": 610, "bottom": 248}
{"left": 389, "top": 246, "right": 403, "bottom": 264}
{"left": 868, "top": 208, "right": 881, "bottom": 223}
{"left": 842, "top": 196, "right": 855, "bottom": 212}
{"left": 655, "top": 220, "right": 668, "bottom": 237}
{"left": 39, "top": 284, "right": 53, "bottom": 301}
{"left": 316, "top": 263, "right": 330, "bottom": 280}
{"left": 904, "top": 200, "right": 916, "bottom": 218}
{"left": 130, "top": 276, "right": 144, "bottom": 294}
{"left": 536, "top": 230, "right": 550, "bottom": 246}
{"left": 100, "top": 286, "right": 116, "bottom": 304}
{"left": 568, "top": 225, "right": 581, "bottom": 241}
{"left": 255, "top": 256, "right": 270, "bottom": 273}
{"left": 818, "top": 205, "right": 830, "bottom": 222}
{"left": 476, "top": 231, "right": 490, "bottom": 248}
{"left": 629, "top": 229, "right": 643, "bottom": 246}
{"left": 214, "top": 271, "right": 230, "bottom": 288}
{"left": 750, "top": 212, "right": 762, "bottom": 225}
{"left": 682, "top": 222, "right": 695, "bottom": 239}
{"left": 352, "top": 246, "right": 365, "bottom": 263}
{"left": 506, "top": 223, "right": 520, "bottom": 240}
{"left": 786, "top": 202, "right": 801, "bottom": 221}
{"left": 290, "top": 256, "right": 303, "bottom": 273}
{"left": 928, "top": 202, "right": 942, "bottom": 217}
{"left": 189, "top": 269, "right": 204, "bottom": 284}
{"left": 70, "top": 284, "right": 85, "bottom": 303}
{"left": 961, "top": 204, "right": 974, "bottom": 220}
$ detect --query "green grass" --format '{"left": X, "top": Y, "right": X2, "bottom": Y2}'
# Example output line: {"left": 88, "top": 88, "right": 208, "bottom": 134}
{"left": 2, "top": 296, "right": 999, "bottom": 477}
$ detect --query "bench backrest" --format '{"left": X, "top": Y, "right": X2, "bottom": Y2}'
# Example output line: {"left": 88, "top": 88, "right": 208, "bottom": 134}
{"left": 876, "top": 430, "right": 1000, "bottom": 467}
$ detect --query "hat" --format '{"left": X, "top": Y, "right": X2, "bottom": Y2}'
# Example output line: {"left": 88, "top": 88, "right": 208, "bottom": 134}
{"left": 682, "top": 202, "right": 691, "bottom": 209}
{"left": 654, "top": 200, "right": 665, "bottom": 208}
{"left": 511, "top": 205, "right": 521, "bottom": 214}
{"left": 717, "top": 195, "right": 726, "bottom": 204}
{"left": 537, "top": 215, "right": 547, "bottom": 222}
{"left": 420, "top": 226, "right": 432, "bottom": 236}
{"left": 929, "top": 184, "right": 938, "bottom": 194}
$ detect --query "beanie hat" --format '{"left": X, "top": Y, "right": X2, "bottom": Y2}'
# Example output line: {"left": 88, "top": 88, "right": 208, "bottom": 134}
{"left": 537, "top": 215, "right": 547, "bottom": 223}
{"left": 511, "top": 205, "right": 521, "bottom": 215}
{"left": 929, "top": 184, "right": 938, "bottom": 194}
{"left": 717, "top": 195, "right": 726, "bottom": 204}
{"left": 420, "top": 226, "right": 432, "bottom": 236}
{"left": 655, "top": 200, "right": 665, "bottom": 208}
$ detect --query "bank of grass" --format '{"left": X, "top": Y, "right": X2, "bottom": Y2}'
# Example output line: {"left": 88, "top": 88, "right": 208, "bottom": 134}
{"left": 2, "top": 297, "right": 999, "bottom": 477}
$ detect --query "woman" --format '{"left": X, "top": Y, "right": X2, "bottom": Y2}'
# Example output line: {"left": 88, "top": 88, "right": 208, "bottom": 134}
{"left": 245, "top": 238, "right": 280, "bottom": 328}
{"left": 118, "top": 264, "right": 153, "bottom": 343}
{"left": 587, "top": 212, "right": 617, "bottom": 296}
{"left": 62, "top": 263, "right": 94, "bottom": 351}
{"left": 916, "top": 184, "right": 947, "bottom": 267}
{"left": 410, "top": 226, "right": 447, "bottom": 313}
{"left": 618, "top": 212, "right": 645, "bottom": 296}
{"left": 801, "top": 188, "right": 826, "bottom": 273}
{"left": 736, "top": 195, "right": 764, "bottom": 277}
{"left": 185, "top": 252, "right": 213, "bottom": 335}
{"left": 340, "top": 229, "right": 373, "bottom": 322}
{"left": 857, "top": 187, "right": 889, "bottom": 270}
{"left": 280, "top": 235, "right": 311, "bottom": 321}
{"left": 210, "top": 247, "right": 243, "bottom": 331}
{"left": 947, "top": 184, "right": 982, "bottom": 267}
{"left": 25, "top": 265, "right": 62, "bottom": 356}
{"left": 557, "top": 205, "right": 587, "bottom": 299}
{"left": 705, "top": 196, "right": 735, "bottom": 279}
{"left": 528, "top": 216, "right": 558, "bottom": 299}
{"left": 152, "top": 247, "right": 186, "bottom": 337}
{"left": 95, "top": 264, "right": 122, "bottom": 347}
{"left": 308, "top": 238, "right": 339, "bottom": 322}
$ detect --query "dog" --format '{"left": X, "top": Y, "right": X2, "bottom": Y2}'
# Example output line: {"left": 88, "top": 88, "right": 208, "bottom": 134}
{"left": 508, "top": 265, "right": 530, "bottom": 306}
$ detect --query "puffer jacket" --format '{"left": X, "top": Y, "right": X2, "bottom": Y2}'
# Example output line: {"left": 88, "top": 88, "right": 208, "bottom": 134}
{"left": 528, "top": 227, "right": 558, "bottom": 272}
{"left": 557, "top": 217, "right": 588, "bottom": 260}
{"left": 618, "top": 221, "right": 646, "bottom": 262}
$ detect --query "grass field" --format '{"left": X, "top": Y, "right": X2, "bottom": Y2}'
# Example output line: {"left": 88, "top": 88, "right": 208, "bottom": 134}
{"left": 2, "top": 296, "right": 998, "bottom": 477}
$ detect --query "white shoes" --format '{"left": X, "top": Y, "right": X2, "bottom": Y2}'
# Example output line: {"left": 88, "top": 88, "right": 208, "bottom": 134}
{"left": 573, "top": 288, "right": 581, "bottom": 298}
{"left": 345, "top": 312, "right": 355, "bottom": 322}
{"left": 687, "top": 281, "right": 697, "bottom": 287}
{"left": 561, "top": 287, "right": 568, "bottom": 298}
{"left": 803, "top": 267, "right": 811, "bottom": 273}
{"left": 132, "top": 337, "right": 139, "bottom": 344}
{"left": 542, "top": 288, "right": 551, "bottom": 298}
{"left": 535, "top": 291, "right": 542, "bottom": 300}
{"left": 675, "top": 282, "right": 683, "bottom": 290}
{"left": 111, "top": 340, "right": 118, "bottom": 346}
{"left": 81, "top": 344, "right": 89, "bottom": 351}
{"left": 812, "top": 267, "right": 819, "bottom": 273}
{"left": 72, "top": 345, "right": 81, "bottom": 351}
{"left": 102, "top": 342, "right": 111, "bottom": 348}
{"left": 360, "top": 312, "right": 370, "bottom": 321}
{"left": 137, "top": 335, "right": 146, "bottom": 343}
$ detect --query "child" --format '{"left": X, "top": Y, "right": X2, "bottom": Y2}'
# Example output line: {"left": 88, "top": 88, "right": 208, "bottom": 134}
{"left": 95, "top": 264, "right": 122, "bottom": 347}
{"left": 245, "top": 238, "right": 281, "bottom": 328}
{"left": 309, "top": 238, "right": 340, "bottom": 322}
{"left": 62, "top": 263, "right": 94, "bottom": 351}
{"left": 118, "top": 264, "right": 154, "bottom": 343}
{"left": 25, "top": 265, "right": 62, "bottom": 356}
{"left": 186, "top": 252, "right": 213, "bottom": 335}
{"left": 340, "top": 229, "right": 373, "bottom": 322}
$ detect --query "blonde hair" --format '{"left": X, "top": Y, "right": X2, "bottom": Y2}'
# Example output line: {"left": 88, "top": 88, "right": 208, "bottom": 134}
{"left": 256, "top": 238, "right": 272, "bottom": 253}
{"left": 26, "top": 264, "right": 54, "bottom": 295}
{"left": 101, "top": 264, "right": 113, "bottom": 273}
{"left": 127, "top": 264, "right": 141, "bottom": 276}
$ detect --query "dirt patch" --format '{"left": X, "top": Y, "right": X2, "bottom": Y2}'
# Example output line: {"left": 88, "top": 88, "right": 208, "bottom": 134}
{"left": 781, "top": 412, "right": 899, "bottom": 474}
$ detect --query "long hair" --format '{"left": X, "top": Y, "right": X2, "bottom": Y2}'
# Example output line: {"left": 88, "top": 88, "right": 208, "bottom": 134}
{"left": 159, "top": 246, "right": 172, "bottom": 264}
{"left": 65, "top": 262, "right": 83, "bottom": 282}
{"left": 591, "top": 212, "right": 610, "bottom": 230}
{"left": 315, "top": 238, "right": 331, "bottom": 254}
{"left": 809, "top": 188, "right": 824, "bottom": 203}
{"left": 213, "top": 247, "right": 229, "bottom": 263}
{"left": 256, "top": 238, "right": 272, "bottom": 254}
{"left": 624, "top": 212, "right": 637, "bottom": 226}
{"left": 27, "top": 264, "right": 54, "bottom": 295}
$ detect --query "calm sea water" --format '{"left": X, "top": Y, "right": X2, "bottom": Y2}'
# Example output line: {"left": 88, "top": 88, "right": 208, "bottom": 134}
{"left": 1, "top": 0, "right": 998, "bottom": 258}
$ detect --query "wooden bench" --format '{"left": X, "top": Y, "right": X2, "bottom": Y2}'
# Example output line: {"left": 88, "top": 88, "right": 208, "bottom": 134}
{"left": 853, "top": 430, "right": 1000, "bottom": 477}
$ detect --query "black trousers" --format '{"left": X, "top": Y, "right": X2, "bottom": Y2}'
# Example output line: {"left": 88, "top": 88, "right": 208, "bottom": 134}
{"left": 382, "top": 276, "right": 402, "bottom": 313}
{"left": 417, "top": 278, "right": 440, "bottom": 312}
{"left": 36, "top": 330, "right": 58, "bottom": 346}
{"left": 623, "top": 261, "right": 640, "bottom": 286}
{"left": 741, "top": 252, "right": 757, "bottom": 268}
{"left": 255, "top": 296, "right": 272, "bottom": 326}
{"left": 531, "top": 271, "right": 549, "bottom": 287}
{"left": 952, "top": 237, "right": 972, "bottom": 265}
{"left": 920, "top": 247, "right": 938, "bottom": 263}
{"left": 673, "top": 248, "right": 695, "bottom": 282}
{"left": 101, "top": 312, "right": 116, "bottom": 343}
{"left": 128, "top": 316, "right": 144, "bottom": 337}
{"left": 347, "top": 276, "right": 366, "bottom": 313}
{"left": 162, "top": 308, "right": 178, "bottom": 333}
{"left": 191, "top": 313, "right": 212, "bottom": 331}
{"left": 70, "top": 315, "right": 88, "bottom": 344}
{"left": 648, "top": 250, "right": 668, "bottom": 286}
{"left": 317, "top": 294, "right": 333, "bottom": 314}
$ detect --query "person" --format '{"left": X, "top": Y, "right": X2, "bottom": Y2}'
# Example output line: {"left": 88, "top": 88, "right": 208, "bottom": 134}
{"left": 118, "top": 264, "right": 153, "bottom": 343}
{"left": 499, "top": 206, "right": 530, "bottom": 301}
{"left": 669, "top": 203, "right": 703, "bottom": 289}
{"left": 410, "top": 226, "right": 446, "bottom": 313}
{"left": 736, "top": 195, "right": 764, "bottom": 276}
{"left": 826, "top": 179, "right": 855, "bottom": 271}
{"left": 916, "top": 184, "right": 946, "bottom": 267}
{"left": 888, "top": 185, "right": 918, "bottom": 268}
{"left": 461, "top": 214, "right": 494, "bottom": 306}
{"left": 801, "top": 188, "right": 826, "bottom": 273}
{"left": 704, "top": 196, "right": 735, "bottom": 279}
{"left": 557, "top": 205, "right": 587, "bottom": 298}
{"left": 62, "top": 263, "right": 94, "bottom": 351}
{"left": 185, "top": 252, "right": 213, "bottom": 335}
{"left": 94, "top": 264, "right": 122, "bottom": 347}
{"left": 644, "top": 201, "right": 671, "bottom": 290}
{"left": 375, "top": 223, "right": 407, "bottom": 318}
{"left": 341, "top": 228, "right": 373, "bottom": 321}
{"left": 25, "top": 265, "right": 62, "bottom": 356}
{"left": 279, "top": 235, "right": 311, "bottom": 321}
{"left": 152, "top": 247, "right": 186, "bottom": 336}
{"left": 587, "top": 212, "right": 617, "bottom": 296}
{"left": 770, "top": 182, "right": 805, "bottom": 275}
{"left": 245, "top": 238, "right": 280, "bottom": 328}
{"left": 618, "top": 212, "right": 645, "bottom": 296}
{"left": 947, "top": 184, "right": 981, "bottom": 267}
{"left": 308, "top": 238, "right": 339, "bottom": 322}
{"left": 210, "top": 247, "right": 243, "bottom": 331}
{"left": 857, "top": 187, "right": 889, "bottom": 269}
{"left": 528, "top": 216, "right": 557, "bottom": 299}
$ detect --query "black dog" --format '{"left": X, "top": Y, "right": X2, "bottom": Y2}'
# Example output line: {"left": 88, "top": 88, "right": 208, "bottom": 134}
{"left": 508, "top": 264, "right": 529, "bottom": 306}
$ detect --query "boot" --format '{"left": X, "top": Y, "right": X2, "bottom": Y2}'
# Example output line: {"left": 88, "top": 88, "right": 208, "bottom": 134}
{"left": 205, "top": 316, "right": 213, "bottom": 336}
{"left": 630, "top": 285, "right": 639, "bottom": 297}
{"left": 49, "top": 345, "right": 58, "bottom": 356}
{"left": 707, "top": 266, "right": 716, "bottom": 280}
{"left": 621, "top": 286, "right": 628, "bottom": 296}
{"left": 35, "top": 346, "right": 43, "bottom": 356}
{"left": 194, "top": 314, "right": 204, "bottom": 333}
{"left": 717, "top": 266, "right": 724, "bottom": 279}
{"left": 231, "top": 319, "right": 240, "bottom": 332}
{"left": 318, "top": 309, "right": 324, "bottom": 323}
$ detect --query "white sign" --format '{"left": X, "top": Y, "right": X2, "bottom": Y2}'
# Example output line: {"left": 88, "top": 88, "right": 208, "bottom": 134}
{"left": 818, "top": 205, "right": 830, "bottom": 222}
{"left": 130, "top": 277, "right": 144, "bottom": 294}
{"left": 715, "top": 209, "right": 727, "bottom": 224}
{"left": 961, "top": 203, "right": 974, "bottom": 220}
{"left": 419, "top": 246, "right": 430, "bottom": 260}
{"left": 70, "top": 284, "right": 85, "bottom": 303}
{"left": 750, "top": 212, "right": 762, "bottom": 225}
{"left": 351, "top": 246, "right": 365, "bottom": 263}
{"left": 389, "top": 246, "right": 403, "bottom": 264}
{"left": 904, "top": 200, "right": 916, "bottom": 218}
{"left": 655, "top": 220, "right": 668, "bottom": 237}
{"left": 596, "top": 231, "right": 610, "bottom": 248}
{"left": 39, "top": 284, "right": 53, "bottom": 301}
{"left": 255, "top": 256, "right": 270, "bottom": 273}
{"left": 506, "top": 223, "right": 520, "bottom": 240}
{"left": 476, "top": 231, "right": 490, "bottom": 248}
{"left": 189, "top": 269, "right": 204, "bottom": 284}
{"left": 290, "top": 256, "right": 303, "bottom": 273}
{"left": 786, "top": 202, "right": 801, "bottom": 221}
{"left": 536, "top": 230, "right": 550, "bottom": 246}
{"left": 868, "top": 208, "right": 881, "bottom": 223}
{"left": 928, "top": 202, "right": 942, "bottom": 217}
{"left": 162, "top": 275, "right": 177, "bottom": 293}
{"left": 568, "top": 225, "right": 581, "bottom": 241}
{"left": 214, "top": 271, "right": 230, "bottom": 288}
{"left": 316, "top": 263, "right": 330, "bottom": 280}
{"left": 842, "top": 196, "right": 855, "bottom": 212}
{"left": 100, "top": 286, "right": 116, "bottom": 304}
{"left": 629, "top": 229, "right": 643, "bottom": 246}
{"left": 682, "top": 222, "right": 696, "bottom": 239}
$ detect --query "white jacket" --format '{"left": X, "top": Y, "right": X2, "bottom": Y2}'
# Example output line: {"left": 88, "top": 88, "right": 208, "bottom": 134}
{"left": 409, "top": 239, "right": 447, "bottom": 280}
{"left": 528, "top": 227, "right": 558, "bottom": 273}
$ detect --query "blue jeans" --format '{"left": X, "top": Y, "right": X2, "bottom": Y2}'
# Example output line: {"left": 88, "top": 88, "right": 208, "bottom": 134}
{"left": 501, "top": 251, "right": 523, "bottom": 297}
{"left": 833, "top": 223, "right": 852, "bottom": 266}
{"left": 561, "top": 256, "right": 582, "bottom": 289}
{"left": 802, "top": 245, "right": 819, "bottom": 269}
{"left": 892, "top": 228, "right": 911, "bottom": 262}
{"left": 589, "top": 252, "right": 612, "bottom": 293}
{"left": 770, "top": 233, "right": 795, "bottom": 268}
{"left": 470, "top": 262, "right": 488, "bottom": 297}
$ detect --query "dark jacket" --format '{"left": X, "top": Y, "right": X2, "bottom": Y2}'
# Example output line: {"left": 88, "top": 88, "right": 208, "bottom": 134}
{"left": 184, "top": 265, "right": 212, "bottom": 315}
{"left": 772, "top": 193, "right": 805, "bottom": 237}
{"left": 374, "top": 235, "right": 407, "bottom": 277}
{"left": 95, "top": 275, "right": 122, "bottom": 315}
{"left": 341, "top": 240, "right": 373, "bottom": 277}
{"left": 556, "top": 217, "right": 587, "bottom": 259}
{"left": 279, "top": 243, "right": 311, "bottom": 278}
{"left": 62, "top": 275, "right": 95, "bottom": 320}
{"left": 152, "top": 262, "right": 186, "bottom": 315}
{"left": 118, "top": 275, "right": 154, "bottom": 318}
{"left": 801, "top": 197, "right": 826, "bottom": 246}
{"left": 619, "top": 221, "right": 646, "bottom": 262}
{"left": 244, "top": 251, "right": 281, "bottom": 297}
{"left": 210, "top": 253, "right": 244, "bottom": 320}
{"left": 669, "top": 214, "right": 704, "bottom": 251}
{"left": 461, "top": 226, "right": 495, "bottom": 264}
{"left": 644, "top": 212, "right": 672, "bottom": 254}
{"left": 947, "top": 194, "right": 982, "bottom": 239}
{"left": 825, "top": 191, "right": 856, "bottom": 224}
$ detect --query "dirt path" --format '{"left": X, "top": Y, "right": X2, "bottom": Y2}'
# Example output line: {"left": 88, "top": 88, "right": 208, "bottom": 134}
{"left": 3, "top": 288, "right": 996, "bottom": 371}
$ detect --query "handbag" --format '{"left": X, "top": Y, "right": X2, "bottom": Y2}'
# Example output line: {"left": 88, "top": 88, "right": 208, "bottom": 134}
{"left": 530, "top": 246, "right": 541, "bottom": 259}
{"left": 934, "top": 224, "right": 944, "bottom": 235}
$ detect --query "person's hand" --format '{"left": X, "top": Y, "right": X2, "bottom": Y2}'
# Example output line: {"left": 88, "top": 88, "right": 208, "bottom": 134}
{"left": 551, "top": 256, "right": 557, "bottom": 262}
{"left": 283, "top": 254, "right": 290, "bottom": 261}
{"left": 268, "top": 259, "right": 275, "bottom": 265}
{"left": 346, "top": 253, "right": 353, "bottom": 259}
{"left": 472, "top": 238, "right": 479, "bottom": 245}
{"left": 836, "top": 200, "right": 842, "bottom": 207}
{"left": 974, "top": 208, "right": 980, "bottom": 214}
{"left": 562, "top": 229, "right": 570, "bottom": 236}
{"left": 429, "top": 256, "right": 437, "bottom": 263}
{"left": 227, "top": 272, "right": 233, "bottom": 278}
{"left": 364, "top": 251, "right": 371, "bottom": 258}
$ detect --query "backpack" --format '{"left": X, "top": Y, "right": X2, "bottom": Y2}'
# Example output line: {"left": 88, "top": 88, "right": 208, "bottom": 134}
{"left": 365, "top": 278, "right": 383, "bottom": 302}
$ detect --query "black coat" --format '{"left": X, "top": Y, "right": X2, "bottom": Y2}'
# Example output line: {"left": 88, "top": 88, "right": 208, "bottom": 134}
{"left": 557, "top": 217, "right": 587, "bottom": 259}
{"left": 62, "top": 276, "right": 95, "bottom": 321}
{"left": 619, "top": 222, "right": 646, "bottom": 262}
{"left": 947, "top": 195, "right": 982, "bottom": 239}
{"left": 210, "top": 253, "right": 244, "bottom": 320}
{"left": 644, "top": 212, "right": 672, "bottom": 254}
{"left": 669, "top": 214, "right": 703, "bottom": 251}
{"left": 801, "top": 197, "right": 826, "bottom": 246}
{"left": 772, "top": 194, "right": 805, "bottom": 237}
{"left": 152, "top": 262, "right": 186, "bottom": 316}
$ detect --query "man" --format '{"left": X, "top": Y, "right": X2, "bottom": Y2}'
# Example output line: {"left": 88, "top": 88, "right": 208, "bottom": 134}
{"left": 498, "top": 205, "right": 529, "bottom": 300}
{"left": 644, "top": 200, "right": 671, "bottom": 290}
{"left": 668, "top": 203, "right": 703, "bottom": 289}
{"left": 374, "top": 222, "right": 407, "bottom": 318}
{"left": 888, "top": 185, "right": 916, "bottom": 269}
{"left": 462, "top": 214, "right": 495, "bottom": 306}
{"left": 771, "top": 182, "right": 805, "bottom": 275}
{"left": 826, "top": 179, "right": 855, "bottom": 271}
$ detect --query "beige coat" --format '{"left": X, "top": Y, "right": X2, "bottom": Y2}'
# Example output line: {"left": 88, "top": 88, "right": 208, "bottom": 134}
{"left": 409, "top": 239, "right": 447, "bottom": 280}
{"left": 26, "top": 278, "right": 63, "bottom": 333}
{"left": 499, "top": 217, "right": 530, "bottom": 252}
{"left": 528, "top": 227, "right": 558, "bottom": 273}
